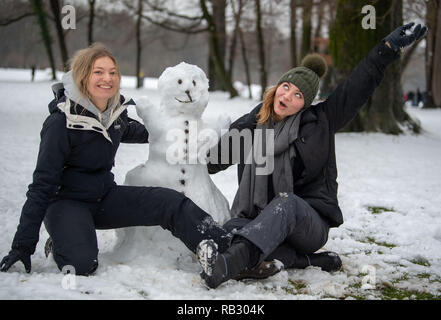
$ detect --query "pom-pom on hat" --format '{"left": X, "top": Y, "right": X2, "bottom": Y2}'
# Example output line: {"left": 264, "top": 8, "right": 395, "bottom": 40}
{"left": 277, "top": 54, "right": 328, "bottom": 109}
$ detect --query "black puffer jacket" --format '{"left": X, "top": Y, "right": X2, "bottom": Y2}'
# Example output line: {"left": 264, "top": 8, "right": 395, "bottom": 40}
{"left": 208, "top": 41, "right": 399, "bottom": 228}
{"left": 12, "top": 85, "right": 148, "bottom": 254}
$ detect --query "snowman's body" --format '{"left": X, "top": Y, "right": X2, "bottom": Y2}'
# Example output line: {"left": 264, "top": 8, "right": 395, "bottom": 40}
{"left": 112, "top": 63, "right": 230, "bottom": 262}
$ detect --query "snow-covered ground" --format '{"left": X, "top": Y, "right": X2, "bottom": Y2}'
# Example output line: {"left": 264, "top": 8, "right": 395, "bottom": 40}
{"left": 0, "top": 68, "right": 440, "bottom": 300}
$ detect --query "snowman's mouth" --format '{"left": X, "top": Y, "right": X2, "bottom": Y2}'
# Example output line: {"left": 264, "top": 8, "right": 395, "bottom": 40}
{"left": 175, "top": 98, "right": 193, "bottom": 104}
{"left": 175, "top": 91, "right": 194, "bottom": 104}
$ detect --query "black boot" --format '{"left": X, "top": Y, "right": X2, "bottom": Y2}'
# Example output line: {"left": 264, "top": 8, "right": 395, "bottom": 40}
{"left": 232, "top": 260, "right": 283, "bottom": 281}
{"left": 197, "top": 239, "right": 254, "bottom": 289}
{"left": 305, "top": 251, "right": 342, "bottom": 272}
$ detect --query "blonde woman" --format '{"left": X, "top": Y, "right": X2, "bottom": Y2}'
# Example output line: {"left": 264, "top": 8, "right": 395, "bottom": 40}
{"left": 198, "top": 23, "right": 427, "bottom": 289}
{"left": 0, "top": 43, "right": 231, "bottom": 275}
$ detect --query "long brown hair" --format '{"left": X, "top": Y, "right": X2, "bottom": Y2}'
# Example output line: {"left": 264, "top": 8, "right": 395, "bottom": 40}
{"left": 257, "top": 85, "right": 280, "bottom": 125}
{"left": 69, "top": 43, "right": 121, "bottom": 109}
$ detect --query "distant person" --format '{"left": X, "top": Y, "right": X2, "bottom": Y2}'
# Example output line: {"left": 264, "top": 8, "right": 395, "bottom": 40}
{"left": 407, "top": 90, "right": 415, "bottom": 103}
{"left": 412, "top": 90, "right": 419, "bottom": 107}
{"left": 138, "top": 70, "right": 145, "bottom": 88}
{"left": 0, "top": 43, "right": 231, "bottom": 276}
{"left": 196, "top": 23, "right": 427, "bottom": 289}
{"left": 417, "top": 88, "right": 422, "bottom": 105}
{"left": 31, "top": 65, "right": 36, "bottom": 82}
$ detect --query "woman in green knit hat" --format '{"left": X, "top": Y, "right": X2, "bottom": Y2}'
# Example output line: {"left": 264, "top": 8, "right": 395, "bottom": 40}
{"left": 197, "top": 23, "right": 427, "bottom": 289}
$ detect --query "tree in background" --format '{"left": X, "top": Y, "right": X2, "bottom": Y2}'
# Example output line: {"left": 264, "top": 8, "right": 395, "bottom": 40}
{"left": 200, "top": 0, "right": 239, "bottom": 97}
{"left": 88, "top": 0, "right": 96, "bottom": 45}
{"left": 290, "top": 0, "right": 298, "bottom": 67}
{"left": 135, "top": 0, "right": 143, "bottom": 89}
{"left": 425, "top": 0, "right": 441, "bottom": 108}
{"left": 255, "top": 0, "right": 267, "bottom": 99}
{"left": 29, "top": 0, "right": 56, "bottom": 80}
{"left": 207, "top": 0, "right": 227, "bottom": 91}
{"left": 139, "top": 0, "right": 238, "bottom": 97}
{"left": 301, "top": 0, "right": 313, "bottom": 59}
{"left": 229, "top": 0, "right": 253, "bottom": 98}
{"left": 330, "top": 0, "right": 420, "bottom": 134}
{"left": 48, "top": 0, "right": 69, "bottom": 71}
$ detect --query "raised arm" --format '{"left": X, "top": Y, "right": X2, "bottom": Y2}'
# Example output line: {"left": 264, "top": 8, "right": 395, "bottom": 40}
{"left": 320, "top": 23, "right": 426, "bottom": 133}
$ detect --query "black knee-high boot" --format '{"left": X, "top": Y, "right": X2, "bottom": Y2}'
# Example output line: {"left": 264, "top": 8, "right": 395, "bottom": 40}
{"left": 296, "top": 251, "right": 342, "bottom": 272}
{"left": 197, "top": 237, "right": 260, "bottom": 289}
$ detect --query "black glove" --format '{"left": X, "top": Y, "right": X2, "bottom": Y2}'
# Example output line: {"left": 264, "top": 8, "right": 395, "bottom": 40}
{"left": 385, "top": 22, "right": 427, "bottom": 52}
{"left": 0, "top": 249, "right": 32, "bottom": 273}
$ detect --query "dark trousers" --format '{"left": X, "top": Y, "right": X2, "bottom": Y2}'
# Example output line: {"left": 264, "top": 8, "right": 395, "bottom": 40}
{"left": 44, "top": 185, "right": 231, "bottom": 275}
{"left": 224, "top": 193, "right": 329, "bottom": 268}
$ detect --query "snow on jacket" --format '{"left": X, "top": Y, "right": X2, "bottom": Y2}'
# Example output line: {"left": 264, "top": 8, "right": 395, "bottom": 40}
{"left": 207, "top": 41, "right": 400, "bottom": 228}
{"left": 11, "top": 82, "right": 149, "bottom": 254}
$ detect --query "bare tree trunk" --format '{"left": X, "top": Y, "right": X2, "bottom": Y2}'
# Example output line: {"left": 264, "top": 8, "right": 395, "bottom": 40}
{"left": 136, "top": 0, "right": 143, "bottom": 89}
{"left": 208, "top": 0, "right": 227, "bottom": 91}
{"left": 301, "top": 0, "right": 312, "bottom": 59}
{"left": 313, "top": 0, "right": 324, "bottom": 50}
{"left": 290, "top": 0, "right": 298, "bottom": 67}
{"left": 29, "top": 0, "right": 56, "bottom": 80}
{"left": 239, "top": 28, "right": 253, "bottom": 99}
{"left": 49, "top": 0, "right": 69, "bottom": 71}
{"left": 200, "top": 0, "right": 238, "bottom": 97}
{"left": 425, "top": 0, "right": 441, "bottom": 108}
{"left": 255, "top": 0, "right": 267, "bottom": 99}
{"left": 328, "top": 0, "right": 338, "bottom": 23}
{"left": 401, "top": 37, "right": 425, "bottom": 73}
{"left": 88, "top": 0, "right": 96, "bottom": 45}
{"left": 433, "top": 1, "right": 441, "bottom": 108}
{"left": 227, "top": 0, "right": 244, "bottom": 80}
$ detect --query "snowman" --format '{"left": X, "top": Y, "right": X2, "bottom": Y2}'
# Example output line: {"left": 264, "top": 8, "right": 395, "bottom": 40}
{"left": 112, "top": 62, "right": 231, "bottom": 262}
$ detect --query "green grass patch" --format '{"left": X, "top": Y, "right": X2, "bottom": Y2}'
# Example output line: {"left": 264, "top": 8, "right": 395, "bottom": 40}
{"left": 380, "top": 286, "right": 440, "bottom": 300}
{"left": 392, "top": 273, "right": 410, "bottom": 284}
{"left": 360, "top": 236, "right": 397, "bottom": 249}
{"left": 284, "top": 279, "right": 307, "bottom": 295}
{"left": 411, "top": 257, "right": 431, "bottom": 267}
{"left": 367, "top": 206, "right": 394, "bottom": 215}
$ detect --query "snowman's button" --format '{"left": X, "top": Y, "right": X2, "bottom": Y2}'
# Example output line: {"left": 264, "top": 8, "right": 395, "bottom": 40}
{"left": 180, "top": 179, "right": 186, "bottom": 185}
{"left": 184, "top": 120, "right": 189, "bottom": 126}
{"left": 185, "top": 129, "right": 189, "bottom": 134}
{"left": 181, "top": 169, "right": 186, "bottom": 174}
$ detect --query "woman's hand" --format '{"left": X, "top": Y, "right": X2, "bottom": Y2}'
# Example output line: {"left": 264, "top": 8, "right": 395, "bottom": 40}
{"left": 385, "top": 22, "right": 427, "bottom": 52}
{"left": 0, "top": 249, "right": 32, "bottom": 273}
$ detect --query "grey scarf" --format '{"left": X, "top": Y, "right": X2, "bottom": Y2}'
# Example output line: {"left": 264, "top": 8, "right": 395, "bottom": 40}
{"left": 231, "top": 110, "right": 304, "bottom": 219}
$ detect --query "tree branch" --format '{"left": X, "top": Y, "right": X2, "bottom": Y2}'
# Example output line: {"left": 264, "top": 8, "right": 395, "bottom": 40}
{"left": 0, "top": 12, "right": 34, "bottom": 26}
{"left": 143, "top": 0, "right": 204, "bottom": 21}
{"left": 141, "top": 13, "right": 207, "bottom": 34}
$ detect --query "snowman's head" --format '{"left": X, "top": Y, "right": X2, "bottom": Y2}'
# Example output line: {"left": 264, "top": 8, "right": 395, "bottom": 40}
{"left": 158, "top": 62, "right": 209, "bottom": 118}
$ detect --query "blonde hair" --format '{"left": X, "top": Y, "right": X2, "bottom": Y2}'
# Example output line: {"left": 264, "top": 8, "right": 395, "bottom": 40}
{"left": 257, "top": 85, "right": 280, "bottom": 125}
{"left": 69, "top": 42, "right": 121, "bottom": 109}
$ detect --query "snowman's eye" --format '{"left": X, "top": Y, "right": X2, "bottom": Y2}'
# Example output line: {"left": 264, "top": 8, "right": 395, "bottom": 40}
{"left": 193, "top": 80, "right": 196, "bottom": 86}
{"left": 178, "top": 79, "right": 182, "bottom": 85}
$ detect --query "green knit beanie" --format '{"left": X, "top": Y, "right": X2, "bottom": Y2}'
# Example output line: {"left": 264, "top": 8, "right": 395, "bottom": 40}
{"left": 277, "top": 54, "right": 328, "bottom": 109}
